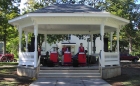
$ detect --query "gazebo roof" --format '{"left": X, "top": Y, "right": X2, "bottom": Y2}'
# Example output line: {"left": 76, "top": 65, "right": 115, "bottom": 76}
{"left": 8, "top": 4, "right": 129, "bottom": 34}
{"left": 31, "top": 4, "right": 101, "bottom": 13}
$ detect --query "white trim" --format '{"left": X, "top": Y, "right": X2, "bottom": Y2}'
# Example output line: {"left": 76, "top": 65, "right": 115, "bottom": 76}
{"left": 8, "top": 13, "right": 129, "bottom": 24}
{"left": 110, "top": 15, "right": 129, "bottom": 24}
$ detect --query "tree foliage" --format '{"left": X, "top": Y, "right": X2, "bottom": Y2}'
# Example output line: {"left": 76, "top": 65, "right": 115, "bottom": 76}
{"left": 99, "top": 0, "right": 140, "bottom": 54}
{"left": 0, "top": 0, "right": 20, "bottom": 54}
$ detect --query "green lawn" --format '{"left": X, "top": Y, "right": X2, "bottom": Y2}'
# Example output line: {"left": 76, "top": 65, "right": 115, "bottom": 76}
{"left": 122, "top": 75, "right": 140, "bottom": 86}
{"left": 0, "top": 62, "right": 33, "bottom": 86}
{"left": 0, "top": 62, "right": 18, "bottom": 66}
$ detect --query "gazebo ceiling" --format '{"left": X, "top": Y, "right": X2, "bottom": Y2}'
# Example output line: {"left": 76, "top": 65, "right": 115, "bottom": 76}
{"left": 25, "top": 24, "right": 116, "bottom": 34}
{"left": 8, "top": 4, "right": 129, "bottom": 34}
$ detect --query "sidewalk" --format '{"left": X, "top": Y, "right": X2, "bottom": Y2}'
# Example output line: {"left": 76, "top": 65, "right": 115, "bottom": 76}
{"left": 30, "top": 77, "right": 111, "bottom": 86}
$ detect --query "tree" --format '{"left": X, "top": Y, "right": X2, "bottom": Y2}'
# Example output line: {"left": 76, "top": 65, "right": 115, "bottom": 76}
{"left": 0, "top": 0, "right": 21, "bottom": 54}
{"left": 100, "top": 0, "right": 140, "bottom": 53}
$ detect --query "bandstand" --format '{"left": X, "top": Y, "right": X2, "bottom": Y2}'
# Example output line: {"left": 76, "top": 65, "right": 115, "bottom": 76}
{"left": 8, "top": 4, "right": 129, "bottom": 79}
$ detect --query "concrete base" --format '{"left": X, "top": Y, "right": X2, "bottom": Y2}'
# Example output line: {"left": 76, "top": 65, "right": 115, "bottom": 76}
{"left": 102, "top": 66, "right": 121, "bottom": 79}
{"left": 17, "top": 65, "right": 40, "bottom": 78}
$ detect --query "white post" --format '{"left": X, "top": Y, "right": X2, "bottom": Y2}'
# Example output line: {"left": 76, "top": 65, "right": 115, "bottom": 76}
{"left": 34, "top": 24, "right": 38, "bottom": 67}
{"left": 25, "top": 32, "right": 28, "bottom": 52}
{"left": 18, "top": 26, "right": 22, "bottom": 66}
{"left": 18, "top": 26, "right": 22, "bottom": 52}
{"left": 116, "top": 29, "right": 120, "bottom": 53}
{"left": 100, "top": 24, "right": 105, "bottom": 67}
{"left": 90, "top": 34, "right": 93, "bottom": 55}
{"left": 110, "top": 32, "right": 113, "bottom": 51}
{"left": 116, "top": 28, "right": 120, "bottom": 66}
{"left": 44, "top": 34, "right": 47, "bottom": 52}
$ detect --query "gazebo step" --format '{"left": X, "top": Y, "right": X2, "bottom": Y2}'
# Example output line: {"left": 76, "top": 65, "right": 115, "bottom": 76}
{"left": 40, "top": 66, "right": 99, "bottom": 70}
{"left": 39, "top": 70, "right": 99, "bottom": 73}
{"left": 38, "top": 69, "right": 101, "bottom": 78}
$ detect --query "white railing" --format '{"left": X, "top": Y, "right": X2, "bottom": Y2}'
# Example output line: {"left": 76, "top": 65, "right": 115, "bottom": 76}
{"left": 92, "top": 52, "right": 119, "bottom": 78}
{"left": 19, "top": 52, "right": 34, "bottom": 67}
{"left": 104, "top": 52, "right": 119, "bottom": 66}
{"left": 92, "top": 53, "right": 102, "bottom": 76}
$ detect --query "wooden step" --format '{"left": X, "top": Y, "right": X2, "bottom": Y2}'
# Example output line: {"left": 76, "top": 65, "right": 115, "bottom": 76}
{"left": 39, "top": 70, "right": 99, "bottom": 73}
{"left": 38, "top": 69, "right": 101, "bottom": 78}
{"left": 40, "top": 66, "right": 99, "bottom": 70}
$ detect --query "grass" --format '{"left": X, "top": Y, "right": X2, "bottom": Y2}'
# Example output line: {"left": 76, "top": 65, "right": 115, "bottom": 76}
{"left": 122, "top": 75, "right": 140, "bottom": 86}
{"left": 0, "top": 81, "right": 19, "bottom": 86}
{"left": 0, "top": 62, "right": 33, "bottom": 86}
{"left": 0, "top": 67, "right": 16, "bottom": 74}
{"left": 0, "top": 62, "right": 18, "bottom": 66}
{"left": 0, "top": 69, "right": 9, "bottom": 73}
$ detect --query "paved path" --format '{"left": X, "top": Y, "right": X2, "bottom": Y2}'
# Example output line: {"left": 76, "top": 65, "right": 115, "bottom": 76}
{"left": 30, "top": 78, "right": 111, "bottom": 86}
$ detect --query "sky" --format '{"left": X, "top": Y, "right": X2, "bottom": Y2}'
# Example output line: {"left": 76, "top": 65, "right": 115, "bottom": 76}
{"left": 19, "top": 0, "right": 27, "bottom": 9}
{"left": 136, "top": 0, "right": 140, "bottom": 4}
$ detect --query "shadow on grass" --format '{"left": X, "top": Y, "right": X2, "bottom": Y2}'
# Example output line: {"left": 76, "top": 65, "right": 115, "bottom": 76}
{"left": 122, "top": 75, "right": 140, "bottom": 86}
{"left": 104, "top": 74, "right": 130, "bottom": 86}
{"left": 0, "top": 62, "right": 18, "bottom": 66}
{"left": 0, "top": 66, "right": 34, "bottom": 86}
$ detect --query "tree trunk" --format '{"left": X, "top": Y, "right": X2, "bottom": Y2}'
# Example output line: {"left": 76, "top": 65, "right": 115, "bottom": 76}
{"left": 3, "top": 39, "right": 6, "bottom": 54}
{"left": 3, "top": 28, "right": 6, "bottom": 54}
{"left": 129, "top": 38, "right": 132, "bottom": 54}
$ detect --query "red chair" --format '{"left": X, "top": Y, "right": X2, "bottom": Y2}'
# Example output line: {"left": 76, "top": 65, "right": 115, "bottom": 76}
{"left": 63, "top": 52, "right": 72, "bottom": 65}
{"left": 50, "top": 51, "right": 58, "bottom": 64}
{"left": 78, "top": 52, "right": 86, "bottom": 66}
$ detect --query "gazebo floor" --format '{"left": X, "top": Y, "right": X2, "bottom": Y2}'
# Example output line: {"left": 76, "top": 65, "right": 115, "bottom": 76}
{"left": 40, "top": 63, "right": 99, "bottom": 70}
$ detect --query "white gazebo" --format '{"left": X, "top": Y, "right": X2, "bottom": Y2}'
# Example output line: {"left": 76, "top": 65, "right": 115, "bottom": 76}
{"left": 8, "top": 4, "right": 129, "bottom": 78}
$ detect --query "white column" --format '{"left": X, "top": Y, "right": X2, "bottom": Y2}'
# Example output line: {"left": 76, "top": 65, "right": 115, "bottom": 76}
{"left": 18, "top": 26, "right": 22, "bottom": 66}
{"left": 44, "top": 34, "right": 47, "bottom": 52}
{"left": 110, "top": 32, "right": 114, "bottom": 51}
{"left": 116, "top": 29, "right": 120, "bottom": 53}
{"left": 18, "top": 26, "right": 22, "bottom": 52}
{"left": 100, "top": 24, "right": 105, "bottom": 67}
{"left": 90, "top": 34, "right": 93, "bottom": 55}
{"left": 116, "top": 28, "right": 120, "bottom": 66}
{"left": 25, "top": 32, "right": 28, "bottom": 52}
{"left": 34, "top": 24, "right": 38, "bottom": 67}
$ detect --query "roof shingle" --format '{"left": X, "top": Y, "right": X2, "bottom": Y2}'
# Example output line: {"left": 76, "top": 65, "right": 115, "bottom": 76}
{"left": 31, "top": 4, "right": 102, "bottom": 13}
